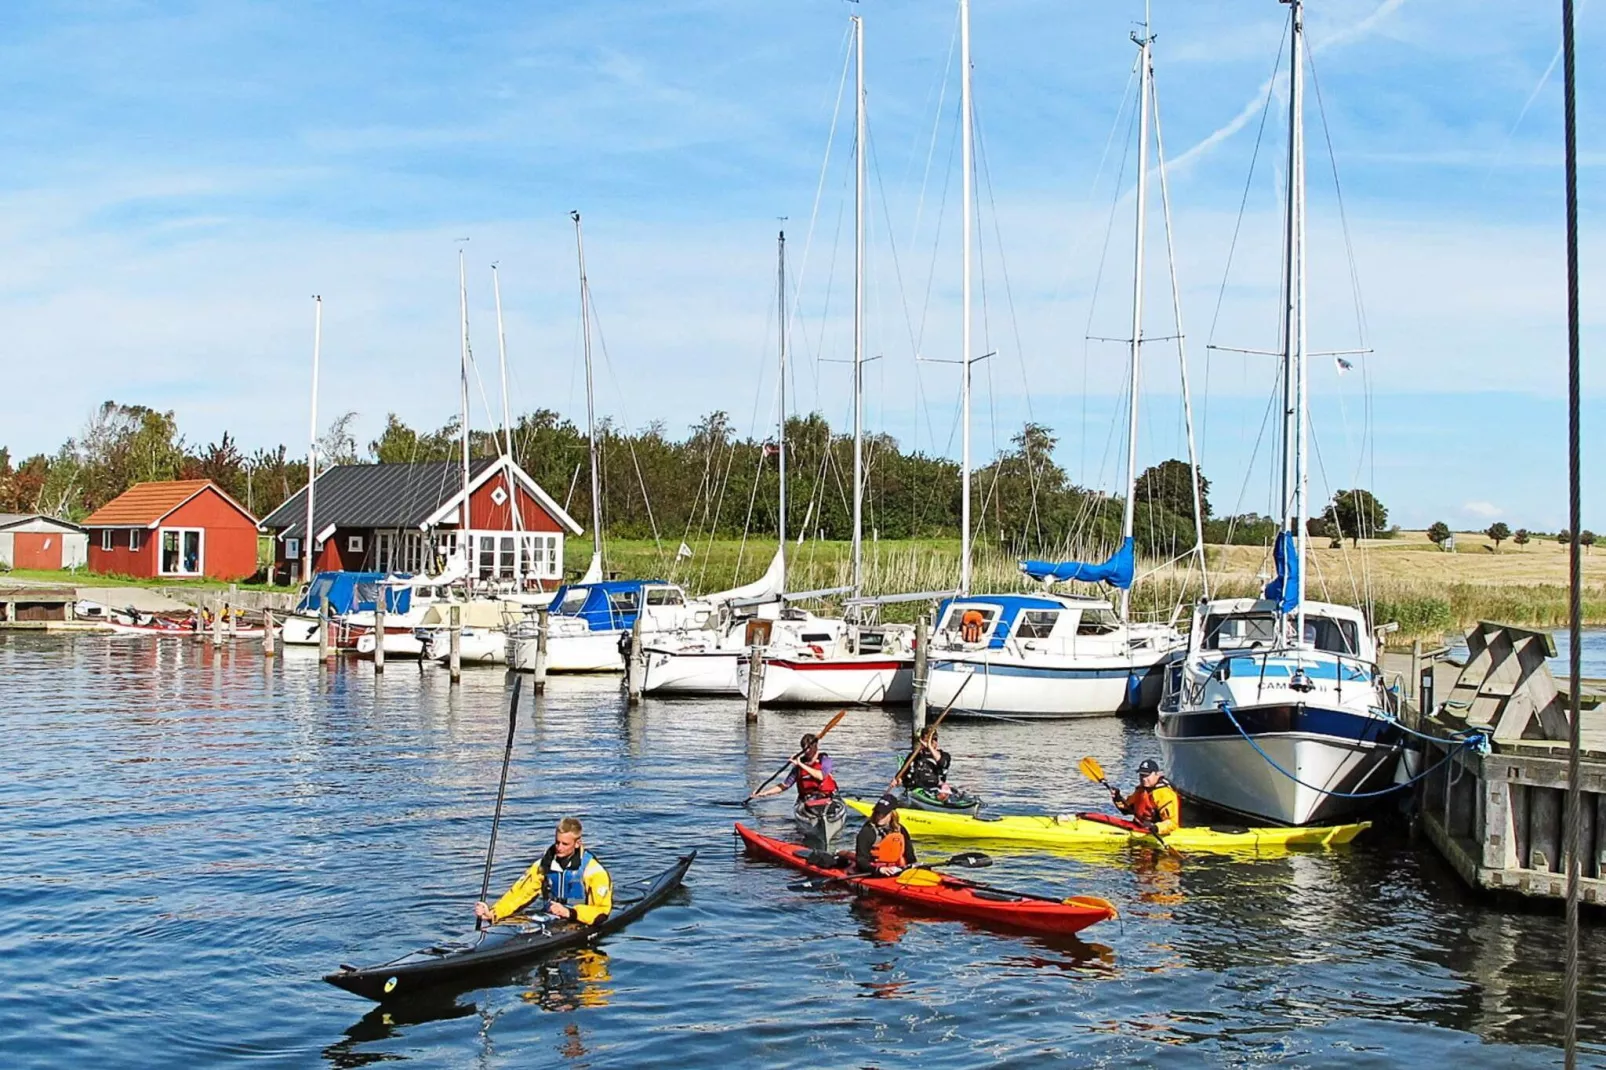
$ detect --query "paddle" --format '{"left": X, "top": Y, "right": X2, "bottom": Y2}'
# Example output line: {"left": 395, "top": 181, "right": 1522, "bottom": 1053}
{"left": 1077, "top": 755, "right": 1182, "bottom": 860}
{"left": 884, "top": 672, "right": 973, "bottom": 796}
{"left": 739, "top": 709, "right": 848, "bottom": 803}
{"left": 808, "top": 851, "right": 992, "bottom": 891}
{"left": 476, "top": 676, "right": 524, "bottom": 929}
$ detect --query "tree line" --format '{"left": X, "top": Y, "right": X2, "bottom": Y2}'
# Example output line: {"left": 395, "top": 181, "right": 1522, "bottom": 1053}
{"left": 2, "top": 400, "right": 1393, "bottom": 558}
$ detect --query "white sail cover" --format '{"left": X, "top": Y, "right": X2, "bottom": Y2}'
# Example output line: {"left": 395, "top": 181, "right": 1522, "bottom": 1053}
{"left": 578, "top": 552, "right": 603, "bottom": 585}
{"left": 705, "top": 547, "right": 785, "bottom": 605}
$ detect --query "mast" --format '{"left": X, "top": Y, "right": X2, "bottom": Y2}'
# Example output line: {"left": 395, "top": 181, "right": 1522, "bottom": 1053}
{"left": 959, "top": 0, "right": 973, "bottom": 596}
{"left": 777, "top": 229, "right": 789, "bottom": 556}
{"left": 1120, "top": 16, "right": 1153, "bottom": 621}
{"left": 851, "top": 12, "right": 865, "bottom": 597}
{"left": 492, "top": 264, "right": 522, "bottom": 583}
{"left": 571, "top": 211, "right": 605, "bottom": 569}
{"left": 457, "top": 249, "right": 472, "bottom": 564}
{"left": 1285, "top": 0, "right": 1309, "bottom": 640}
{"left": 303, "top": 294, "right": 321, "bottom": 585}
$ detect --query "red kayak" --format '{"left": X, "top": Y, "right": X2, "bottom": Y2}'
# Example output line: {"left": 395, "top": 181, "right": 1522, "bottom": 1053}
{"left": 735, "top": 823, "right": 1117, "bottom": 937}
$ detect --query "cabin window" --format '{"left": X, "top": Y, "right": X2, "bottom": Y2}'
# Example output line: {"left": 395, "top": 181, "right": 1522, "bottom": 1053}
{"left": 1203, "top": 613, "right": 1278, "bottom": 650}
{"left": 557, "top": 588, "right": 589, "bottom": 614}
{"left": 1015, "top": 610, "right": 1059, "bottom": 639}
{"left": 1077, "top": 607, "right": 1120, "bottom": 635}
{"left": 128, "top": 529, "right": 142, "bottom": 551}
{"left": 1304, "top": 616, "right": 1361, "bottom": 656}
{"left": 101, "top": 530, "right": 114, "bottom": 551}
{"left": 801, "top": 632, "right": 834, "bottom": 644}
{"left": 159, "top": 528, "right": 203, "bottom": 576}
{"left": 646, "top": 588, "right": 685, "bottom": 607}
{"left": 939, "top": 604, "right": 1000, "bottom": 637}
{"left": 285, "top": 537, "right": 301, "bottom": 561}
{"left": 347, "top": 535, "right": 365, "bottom": 554}
{"left": 607, "top": 590, "right": 640, "bottom": 615}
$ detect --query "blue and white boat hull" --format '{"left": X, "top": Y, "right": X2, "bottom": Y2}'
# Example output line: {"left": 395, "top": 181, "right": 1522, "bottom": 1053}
{"left": 927, "top": 654, "right": 1169, "bottom": 719}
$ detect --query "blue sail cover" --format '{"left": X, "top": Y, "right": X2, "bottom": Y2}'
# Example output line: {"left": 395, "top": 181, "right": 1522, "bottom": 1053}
{"left": 1019, "top": 536, "right": 1135, "bottom": 589}
{"left": 1263, "top": 530, "right": 1300, "bottom": 614}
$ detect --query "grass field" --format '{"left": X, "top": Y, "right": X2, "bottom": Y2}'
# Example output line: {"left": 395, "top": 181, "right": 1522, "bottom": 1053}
{"left": 577, "top": 531, "right": 1606, "bottom": 644}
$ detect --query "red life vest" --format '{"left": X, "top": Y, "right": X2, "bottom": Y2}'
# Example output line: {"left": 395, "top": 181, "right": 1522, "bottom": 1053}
{"left": 795, "top": 754, "right": 838, "bottom": 802}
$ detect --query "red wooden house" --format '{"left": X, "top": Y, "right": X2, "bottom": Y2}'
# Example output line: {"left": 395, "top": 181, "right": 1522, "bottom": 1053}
{"left": 258, "top": 457, "right": 582, "bottom": 587}
{"left": 83, "top": 480, "right": 262, "bottom": 581}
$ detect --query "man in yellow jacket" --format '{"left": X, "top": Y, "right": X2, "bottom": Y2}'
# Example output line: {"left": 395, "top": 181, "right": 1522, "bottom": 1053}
{"left": 474, "top": 816, "right": 613, "bottom": 925}
{"left": 1112, "top": 759, "right": 1181, "bottom": 837}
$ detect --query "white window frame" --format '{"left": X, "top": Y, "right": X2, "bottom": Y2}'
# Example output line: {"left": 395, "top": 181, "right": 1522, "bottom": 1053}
{"left": 285, "top": 537, "right": 301, "bottom": 561}
{"left": 347, "top": 534, "right": 365, "bottom": 554}
{"left": 157, "top": 527, "right": 206, "bottom": 577}
{"left": 101, "top": 529, "right": 113, "bottom": 551}
{"left": 129, "top": 529, "right": 142, "bottom": 552}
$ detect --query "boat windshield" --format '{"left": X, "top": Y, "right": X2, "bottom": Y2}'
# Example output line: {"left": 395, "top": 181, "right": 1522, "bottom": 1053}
{"left": 556, "top": 588, "right": 589, "bottom": 614}
{"left": 937, "top": 604, "right": 1000, "bottom": 638}
{"left": 1202, "top": 611, "right": 1361, "bottom": 655}
{"left": 1076, "top": 607, "right": 1120, "bottom": 635}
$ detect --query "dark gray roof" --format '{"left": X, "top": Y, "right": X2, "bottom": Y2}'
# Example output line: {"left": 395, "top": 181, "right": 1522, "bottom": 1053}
{"left": 0, "top": 513, "right": 84, "bottom": 532}
{"left": 260, "top": 459, "right": 500, "bottom": 539}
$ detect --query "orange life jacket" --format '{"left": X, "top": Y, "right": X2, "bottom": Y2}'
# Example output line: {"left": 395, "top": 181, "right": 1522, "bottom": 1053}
{"left": 960, "top": 609, "right": 985, "bottom": 644}
{"left": 871, "top": 828, "right": 907, "bottom": 865}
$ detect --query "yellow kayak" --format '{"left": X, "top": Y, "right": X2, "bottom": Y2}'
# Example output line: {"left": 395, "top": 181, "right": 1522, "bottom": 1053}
{"left": 844, "top": 799, "right": 1369, "bottom": 854}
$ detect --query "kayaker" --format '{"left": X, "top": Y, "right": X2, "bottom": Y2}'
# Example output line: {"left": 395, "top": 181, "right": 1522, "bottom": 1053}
{"left": 751, "top": 732, "right": 838, "bottom": 806}
{"left": 855, "top": 793, "right": 917, "bottom": 876}
{"left": 473, "top": 816, "right": 613, "bottom": 926}
{"left": 900, "top": 728, "right": 953, "bottom": 798}
{"left": 1111, "top": 759, "right": 1181, "bottom": 836}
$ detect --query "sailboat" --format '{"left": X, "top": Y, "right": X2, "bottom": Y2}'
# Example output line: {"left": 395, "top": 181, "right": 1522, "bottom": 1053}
{"left": 923, "top": 12, "right": 1199, "bottom": 719}
{"left": 505, "top": 213, "right": 715, "bottom": 673}
{"left": 1156, "top": 0, "right": 1403, "bottom": 825}
{"left": 639, "top": 231, "right": 809, "bottom": 696}
{"left": 736, "top": 10, "right": 922, "bottom": 707}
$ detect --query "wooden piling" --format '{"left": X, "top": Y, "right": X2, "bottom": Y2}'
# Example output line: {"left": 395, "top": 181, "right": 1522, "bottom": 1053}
{"left": 263, "top": 610, "right": 276, "bottom": 658}
{"left": 626, "top": 615, "right": 645, "bottom": 704}
{"left": 318, "top": 594, "right": 332, "bottom": 664}
{"left": 373, "top": 599, "right": 386, "bottom": 674}
{"left": 533, "top": 606, "right": 549, "bottom": 692}
{"left": 212, "top": 599, "right": 224, "bottom": 645}
{"left": 745, "top": 645, "right": 765, "bottom": 723}
{"left": 911, "top": 613, "right": 930, "bottom": 742}
{"left": 449, "top": 604, "right": 461, "bottom": 683}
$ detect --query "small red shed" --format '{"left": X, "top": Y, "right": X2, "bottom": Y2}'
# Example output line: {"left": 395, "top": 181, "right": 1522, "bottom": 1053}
{"left": 83, "top": 480, "right": 261, "bottom": 582}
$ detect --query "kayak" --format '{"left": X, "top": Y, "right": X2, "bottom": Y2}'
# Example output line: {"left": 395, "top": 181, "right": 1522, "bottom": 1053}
{"left": 735, "top": 823, "right": 1116, "bottom": 937}
{"left": 902, "top": 786, "right": 983, "bottom": 817}
{"left": 324, "top": 852, "right": 695, "bottom": 1002}
{"left": 844, "top": 799, "right": 1369, "bottom": 853}
{"left": 794, "top": 796, "right": 846, "bottom": 851}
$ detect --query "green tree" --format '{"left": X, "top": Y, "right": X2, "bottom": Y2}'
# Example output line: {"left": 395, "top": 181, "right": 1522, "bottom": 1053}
{"left": 1559, "top": 529, "right": 1573, "bottom": 545}
{"left": 1322, "top": 489, "right": 1387, "bottom": 546}
{"left": 1428, "top": 521, "right": 1452, "bottom": 546}
{"left": 1135, "top": 459, "right": 1211, "bottom": 524}
{"left": 1513, "top": 528, "right": 1530, "bottom": 549}
{"left": 1486, "top": 522, "right": 1511, "bottom": 550}
{"left": 1582, "top": 531, "right": 1597, "bottom": 554}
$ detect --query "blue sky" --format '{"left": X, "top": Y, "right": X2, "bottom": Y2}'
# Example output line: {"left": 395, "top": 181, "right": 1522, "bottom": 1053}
{"left": 0, "top": 0, "right": 1599, "bottom": 530}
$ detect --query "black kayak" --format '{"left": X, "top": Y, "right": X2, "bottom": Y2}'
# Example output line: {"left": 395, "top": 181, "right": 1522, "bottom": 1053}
{"left": 324, "top": 852, "right": 695, "bottom": 1003}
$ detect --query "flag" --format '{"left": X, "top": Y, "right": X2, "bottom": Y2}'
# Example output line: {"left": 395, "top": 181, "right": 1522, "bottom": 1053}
{"left": 676, "top": 541, "right": 694, "bottom": 560}
{"left": 762, "top": 441, "right": 780, "bottom": 458}
{"left": 1334, "top": 356, "right": 1354, "bottom": 375}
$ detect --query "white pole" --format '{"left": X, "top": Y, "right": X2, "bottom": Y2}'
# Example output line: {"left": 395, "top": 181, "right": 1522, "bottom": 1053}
{"left": 778, "top": 230, "right": 789, "bottom": 558}
{"left": 303, "top": 295, "right": 321, "bottom": 586}
{"left": 1150, "top": 62, "right": 1210, "bottom": 599}
{"left": 959, "top": 0, "right": 973, "bottom": 597}
{"left": 1279, "top": 3, "right": 1300, "bottom": 562}
{"left": 571, "top": 211, "right": 605, "bottom": 570}
{"left": 1119, "top": 22, "right": 1152, "bottom": 622}
{"left": 492, "top": 264, "right": 522, "bottom": 585}
{"left": 1291, "top": 0, "right": 1309, "bottom": 640}
{"left": 851, "top": 13, "right": 865, "bottom": 597}
{"left": 458, "top": 249, "right": 472, "bottom": 575}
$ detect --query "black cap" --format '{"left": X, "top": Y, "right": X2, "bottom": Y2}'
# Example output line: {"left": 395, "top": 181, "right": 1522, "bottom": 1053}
{"left": 1137, "top": 758, "right": 1161, "bottom": 775}
{"left": 870, "top": 792, "right": 900, "bottom": 820}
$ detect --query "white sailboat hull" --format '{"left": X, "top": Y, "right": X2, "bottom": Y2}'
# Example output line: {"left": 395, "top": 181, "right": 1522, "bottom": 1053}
{"left": 926, "top": 653, "right": 1169, "bottom": 719}
{"left": 510, "top": 630, "right": 626, "bottom": 674}
{"left": 739, "top": 654, "right": 914, "bottom": 706}
{"left": 642, "top": 647, "right": 743, "bottom": 696}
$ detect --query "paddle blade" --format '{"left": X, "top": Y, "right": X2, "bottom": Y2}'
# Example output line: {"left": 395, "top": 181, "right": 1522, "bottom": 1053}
{"left": 817, "top": 709, "right": 848, "bottom": 739}
{"left": 943, "top": 851, "right": 992, "bottom": 869}
{"left": 1078, "top": 756, "right": 1106, "bottom": 784}
{"left": 894, "top": 867, "right": 944, "bottom": 887}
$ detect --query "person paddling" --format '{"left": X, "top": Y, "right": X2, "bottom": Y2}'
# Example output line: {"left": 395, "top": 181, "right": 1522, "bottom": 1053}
{"left": 751, "top": 732, "right": 838, "bottom": 806}
{"left": 1110, "top": 759, "right": 1181, "bottom": 836}
{"left": 474, "top": 816, "right": 613, "bottom": 926}
{"left": 900, "top": 728, "right": 953, "bottom": 799}
{"left": 855, "top": 793, "right": 917, "bottom": 876}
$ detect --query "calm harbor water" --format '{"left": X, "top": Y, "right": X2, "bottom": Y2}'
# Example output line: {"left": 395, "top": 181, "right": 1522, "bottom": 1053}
{"left": 3, "top": 632, "right": 1604, "bottom": 1068}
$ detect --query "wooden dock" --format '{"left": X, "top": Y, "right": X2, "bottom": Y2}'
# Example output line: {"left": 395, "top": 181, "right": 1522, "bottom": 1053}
{"left": 0, "top": 584, "right": 111, "bottom": 632}
{"left": 1402, "top": 622, "right": 1606, "bottom": 905}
